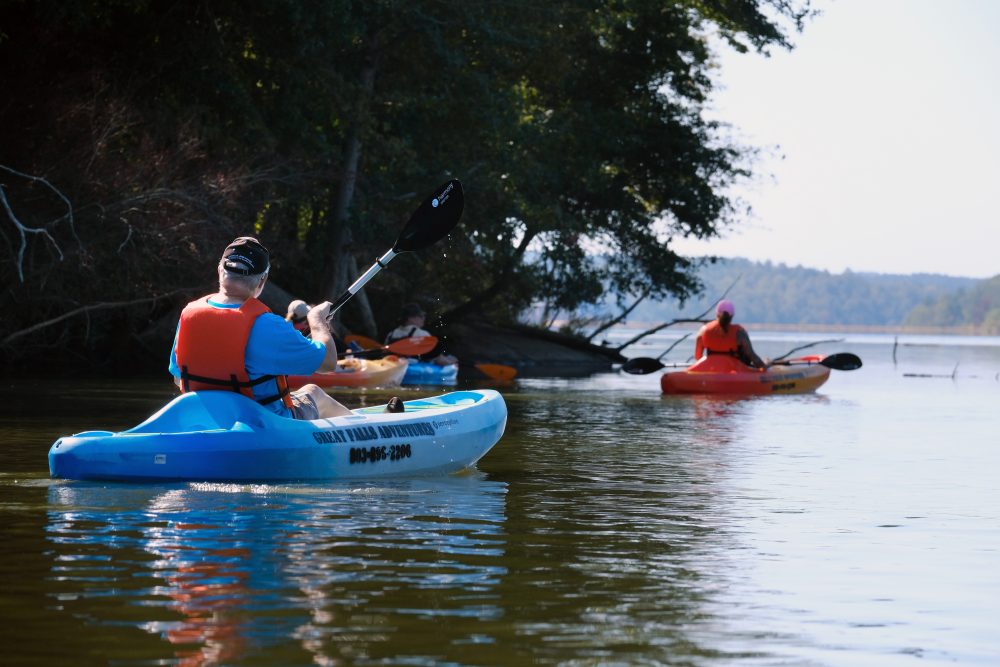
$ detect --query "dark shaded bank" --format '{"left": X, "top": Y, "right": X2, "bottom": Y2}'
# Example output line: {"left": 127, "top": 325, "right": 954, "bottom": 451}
{"left": 0, "top": 269, "right": 624, "bottom": 376}
{"left": 441, "top": 321, "right": 626, "bottom": 378}
{"left": 1, "top": 303, "right": 623, "bottom": 380}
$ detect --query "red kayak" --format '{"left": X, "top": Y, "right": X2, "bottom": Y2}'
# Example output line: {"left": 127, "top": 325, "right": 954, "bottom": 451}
{"left": 660, "top": 354, "right": 831, "bottom": 395}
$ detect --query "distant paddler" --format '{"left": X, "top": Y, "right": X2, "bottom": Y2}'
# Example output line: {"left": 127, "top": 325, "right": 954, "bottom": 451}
{"left": 694, "top": 299, "right": 769, "bottom": 369}
{"left": 385, "top": 302, "right": 458, "bottom": 367}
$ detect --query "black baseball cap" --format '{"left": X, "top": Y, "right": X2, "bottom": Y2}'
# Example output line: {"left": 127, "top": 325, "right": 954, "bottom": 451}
{"left": 222, "top": 236, "right": 269, "bottom": 275}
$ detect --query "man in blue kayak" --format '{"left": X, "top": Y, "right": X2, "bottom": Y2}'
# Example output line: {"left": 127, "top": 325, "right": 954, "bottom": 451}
{"left": 168, "top": 236, "right": 359, "bottom": 418}
{"left": 694, "top": 299, "right": 769, "bottom": 369}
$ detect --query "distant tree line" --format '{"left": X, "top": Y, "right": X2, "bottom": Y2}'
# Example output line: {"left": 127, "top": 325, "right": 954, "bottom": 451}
{"left": 571, "top": 258, "right": 993, "bottom": 330}
{"left": 904, "top": 275, "right": 1000, "bottom": 334}
{"left": 0, "top": 0, "right": 813, "bottom": 371}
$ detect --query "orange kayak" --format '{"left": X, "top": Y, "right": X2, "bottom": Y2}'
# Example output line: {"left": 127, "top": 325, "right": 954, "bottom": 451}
{"left": 287, "top": 355, "right": 408, "bottom": 390}
{"left": 660, "top": 354, "right": 831, "bottom": 395}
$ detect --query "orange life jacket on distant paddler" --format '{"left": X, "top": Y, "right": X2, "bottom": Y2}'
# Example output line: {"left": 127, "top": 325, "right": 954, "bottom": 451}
{"left": 174, "top": 296, "right": 294, "bottom": 409}
{"left": 696, "top": 320, "right": 747, "bottom": 360}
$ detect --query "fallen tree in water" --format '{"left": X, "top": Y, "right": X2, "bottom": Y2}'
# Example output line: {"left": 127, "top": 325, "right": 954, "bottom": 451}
{"left": 442, "top": 320, "right": 626, "bottom": 377}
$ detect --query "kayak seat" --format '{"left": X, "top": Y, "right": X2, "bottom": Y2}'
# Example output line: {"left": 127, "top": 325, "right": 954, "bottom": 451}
{"left": 127, "top": 391, "right": 272, "bottom": 434}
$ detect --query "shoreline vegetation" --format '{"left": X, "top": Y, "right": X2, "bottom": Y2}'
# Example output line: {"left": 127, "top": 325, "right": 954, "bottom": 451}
{"left": 598, "top": 258, "right": 1000, "bottom": 336}
{"left": 606, "top": 322, "right": 997, "bottom": 336}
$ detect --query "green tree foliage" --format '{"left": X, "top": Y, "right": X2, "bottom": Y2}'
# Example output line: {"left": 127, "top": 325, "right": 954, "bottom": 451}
{"left": 429, "top": 1, "right": 811, "bottom": 323}
{"left": 0, "top": 0, "right": 812, "bottom": 369}
{"left": 905, "top": 275, "right": 1000, "bottom": 333}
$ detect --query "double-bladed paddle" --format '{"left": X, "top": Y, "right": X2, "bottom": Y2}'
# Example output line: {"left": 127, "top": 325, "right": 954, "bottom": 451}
{"left": 771, "top": 353, "right": 862, "bottom": 371}
{"left": 620, "top": 356, "right": 683, "bottom": 375}
{"left": 350, "top": 336, "right": 439, "bottom": 359}
{"left": 621, "top": 352, "right": 863, "bottom": 375}
{"left": 327, "top": 179, "right": 464, "bottom": 318}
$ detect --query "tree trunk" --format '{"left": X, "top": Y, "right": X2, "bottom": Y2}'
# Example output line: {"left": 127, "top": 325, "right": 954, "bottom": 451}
{"left": 319, "top": 39, "right": 379, "bottom": 331}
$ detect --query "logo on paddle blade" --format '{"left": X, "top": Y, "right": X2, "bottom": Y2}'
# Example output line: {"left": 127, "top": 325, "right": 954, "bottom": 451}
{"left": 431, "top": 181, "right": 455, "bottom": 209}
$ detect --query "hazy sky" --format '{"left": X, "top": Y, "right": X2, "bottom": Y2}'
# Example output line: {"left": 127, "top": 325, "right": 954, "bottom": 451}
{"left": 672, "top": 0, "right": 1000, "bottom": 279}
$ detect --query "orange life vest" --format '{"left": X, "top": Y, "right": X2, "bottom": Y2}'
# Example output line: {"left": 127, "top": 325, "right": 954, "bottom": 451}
{"left": 697, "top": 320, "right": 746, "bottom": 357}
{"left": 175, "top": 296, "right": 294, "bottom": 409}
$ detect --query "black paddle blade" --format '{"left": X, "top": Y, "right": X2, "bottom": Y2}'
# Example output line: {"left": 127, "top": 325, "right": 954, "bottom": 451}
{"left": 621, "top": 357, "right": 667, "bottom": 375}
{"left": 821, "top": 353, "right": 863, "bottom": 371}
{"left": 393, "top": 179, "right": 464, "bottom": 252}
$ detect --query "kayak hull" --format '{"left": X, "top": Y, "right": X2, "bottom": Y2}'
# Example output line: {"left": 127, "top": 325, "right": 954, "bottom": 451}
{"left": 660, "top": 355, "right": 831, "bottom": 395}
{"left": 287, "top": 355, "right": 407, "bottom": 389}
{"left": 402, "top": 361, "right": 459, "bottom": 386}
{"left": 48, "top": 390, "right": 506, "bottom": 482}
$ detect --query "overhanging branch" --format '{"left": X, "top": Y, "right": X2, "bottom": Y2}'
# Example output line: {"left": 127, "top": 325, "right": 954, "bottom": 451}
{"left": 613, "top": 275, "right": 741, "bottom": 352}
{"left": 0, "top": 163, "right": 77, "bottom": 282}
{"left": 586, "top": 287, "right": 651, "bottom": 342}
{"left": 1, "top": 288, "right": 199, "bottom": 347}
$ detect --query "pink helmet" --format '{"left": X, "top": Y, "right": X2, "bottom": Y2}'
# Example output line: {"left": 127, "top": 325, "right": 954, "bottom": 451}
{"left": 716, "top": 299, "right": 735, "bottom": 317}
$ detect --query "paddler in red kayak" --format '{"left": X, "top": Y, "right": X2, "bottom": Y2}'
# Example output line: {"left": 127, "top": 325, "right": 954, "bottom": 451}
{"left": 285, "top": 298, "right": 356, "bottom": 358}
{"left": 285, "top": 299, "right": 311, "bottom": 335}
{"left": 168, "top": 236, "right": 359, "bottom": 418}
{"left": 694, "top": 299, "right": 770, "bottom": 369}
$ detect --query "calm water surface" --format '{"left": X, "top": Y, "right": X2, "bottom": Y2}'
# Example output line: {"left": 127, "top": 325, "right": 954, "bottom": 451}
{"left": 1, "top": 332, "right": 998, "bottom": 666}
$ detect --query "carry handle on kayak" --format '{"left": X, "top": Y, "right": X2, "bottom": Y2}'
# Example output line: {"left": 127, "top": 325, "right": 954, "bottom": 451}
{"left": 327, "top": 180, "right": 464, "bottom": 319}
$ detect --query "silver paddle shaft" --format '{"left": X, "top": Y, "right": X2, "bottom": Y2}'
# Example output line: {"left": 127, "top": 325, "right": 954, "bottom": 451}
{"left": 327, "top": 248, "right": 399, "bottom": 318}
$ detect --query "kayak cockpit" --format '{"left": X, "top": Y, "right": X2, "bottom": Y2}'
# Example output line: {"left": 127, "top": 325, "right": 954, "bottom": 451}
{"left": 126, "top": 391, "right": 275, "bottom": 434}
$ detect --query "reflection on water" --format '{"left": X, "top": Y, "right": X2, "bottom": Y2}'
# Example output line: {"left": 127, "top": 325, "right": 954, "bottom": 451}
{"left": 45, "top": 477, "right": 508, "bottom": 665}
{"left": 491, "top": 391, "right": 765, "bottom": 663}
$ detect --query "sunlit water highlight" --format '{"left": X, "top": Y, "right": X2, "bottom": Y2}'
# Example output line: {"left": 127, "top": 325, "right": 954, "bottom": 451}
{"left": 1, "top": 331, "right": 998, "bottom": 665}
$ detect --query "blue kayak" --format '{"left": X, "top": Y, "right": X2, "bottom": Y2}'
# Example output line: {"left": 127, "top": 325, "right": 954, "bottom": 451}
{"left": 49, "top": 390, "right": 506, "bottom": 482}
{"left": 402, "top": 361, "right": 459, "bottom": 386}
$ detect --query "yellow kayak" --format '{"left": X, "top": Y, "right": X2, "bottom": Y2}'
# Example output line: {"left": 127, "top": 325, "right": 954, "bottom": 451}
{"left": 287, "top": 355, "right": 408, "bottom": 389}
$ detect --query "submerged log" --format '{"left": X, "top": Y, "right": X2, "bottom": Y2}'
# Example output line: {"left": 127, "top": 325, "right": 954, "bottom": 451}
{"left": 442, "top": 321, "right": 626, "bottom": 377}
